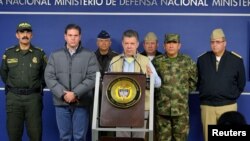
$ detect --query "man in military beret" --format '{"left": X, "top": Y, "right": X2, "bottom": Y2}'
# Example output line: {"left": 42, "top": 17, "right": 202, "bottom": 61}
{"left": 0, "top": 22, "right": 47, "bottom": 141}
{"left": 152, "top": 33, "right": 197, "bottom": 141}
{"left": 95, "top": 30, "right": 118, "bottom": 77}
{"left": 197, "top": 28, "right": 246, "bottom": 141}
{"left": 141, "top": 32, "right": 162, "bottom": 61}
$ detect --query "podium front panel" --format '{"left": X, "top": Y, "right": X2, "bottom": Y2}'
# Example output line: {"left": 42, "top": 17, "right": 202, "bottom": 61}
{"left": 100, "top": 72, "right": 146, "bottom": 127}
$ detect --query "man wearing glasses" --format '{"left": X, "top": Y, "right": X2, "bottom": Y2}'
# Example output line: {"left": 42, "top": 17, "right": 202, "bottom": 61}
{"left": 197, "top": 28, "right": 246, "bottom": 141}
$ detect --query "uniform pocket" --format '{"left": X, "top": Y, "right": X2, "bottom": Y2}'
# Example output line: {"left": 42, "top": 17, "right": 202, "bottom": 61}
{"left": 7, "top": 62, "right": 19, "bottom": 77}
{"left": 30, "top": 62, "right": 41, "bottom": 70}
{"left": 7, "top": 62, "right": 18, "bottom": 68}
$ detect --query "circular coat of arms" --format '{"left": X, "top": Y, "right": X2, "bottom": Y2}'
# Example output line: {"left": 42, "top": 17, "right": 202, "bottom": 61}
{"left": 106, "top": 77, "right": 141, "bottom": 108}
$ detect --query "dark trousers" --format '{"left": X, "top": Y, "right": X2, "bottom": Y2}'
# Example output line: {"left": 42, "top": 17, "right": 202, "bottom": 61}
{"left": 6, "top": 92, "right": 43, "bottom": 141}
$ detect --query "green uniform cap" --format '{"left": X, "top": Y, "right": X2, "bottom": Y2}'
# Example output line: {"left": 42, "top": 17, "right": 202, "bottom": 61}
{"left": 16, "top": 22, "right": 32, "bottom": 32}
{"left": 164, "top": 33, "right": 180, "bottom": 43}
{"left": 211, "top": 28, "right": 225, "bottom": 40}
{"left": 144, "top": 32, "right": 158, "bottom": 41}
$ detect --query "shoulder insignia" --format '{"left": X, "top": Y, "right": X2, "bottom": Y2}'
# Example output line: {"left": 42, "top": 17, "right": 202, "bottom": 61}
{"left": 5, "top": 46, "right": 16, "bottom": 51}
{"left": 111, "top": 50, "right": 118, "bottom": 54}
{"left": 34, "top": 47, "right": 43, "bottom": 51}
{"left": 197, "top": 51, "right": 207, "bottom": 58}
{"left": 111, "top": 51, "right": 119, "bottom": 55}
{"left": 231, "top": 51, "right": 242, "bottom": 58}
{"left": 2, "top": 54, "right": 6, "bottom": 60}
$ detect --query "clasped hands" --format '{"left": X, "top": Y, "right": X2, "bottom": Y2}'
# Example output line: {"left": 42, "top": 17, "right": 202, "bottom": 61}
{"left": 63, "top": 90, "right": 78, "bottom": 104}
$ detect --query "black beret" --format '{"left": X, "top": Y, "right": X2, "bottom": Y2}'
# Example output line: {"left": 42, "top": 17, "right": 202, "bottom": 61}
{"left": 97, "top": 30, "right": 110, "bottom": 39}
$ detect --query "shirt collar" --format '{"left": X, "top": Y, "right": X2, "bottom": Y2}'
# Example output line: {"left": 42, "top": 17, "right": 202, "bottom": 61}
{"left": 16, "top": 45, "right": 33, "bottom": 52}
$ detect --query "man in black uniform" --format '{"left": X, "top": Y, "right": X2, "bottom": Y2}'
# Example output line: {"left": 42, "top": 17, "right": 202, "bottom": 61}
{"left": 0, "top": 22, "right": 47, "bottom": 141}
{"left": 197, "top": 28, "right": 246, "bottom": 141}
{"left": 95, "top": 30, "right": 118, "bottom": 76}
{"left": 94, "top": 30, "right": 118, "bottom": 137}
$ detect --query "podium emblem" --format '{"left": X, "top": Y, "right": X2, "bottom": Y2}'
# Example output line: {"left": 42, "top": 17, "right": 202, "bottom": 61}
{"left": 106, "top": 77, "right": 141, "bottom": 108}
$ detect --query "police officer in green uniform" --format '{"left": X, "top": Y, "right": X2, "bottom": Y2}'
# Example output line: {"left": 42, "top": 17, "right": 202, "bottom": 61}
{"left": 0, "top": 22, "right": 47, "bottom": 141}
{"left": 95, "top": 30, "right": 118, "bottom": 76}
{"left": 152, "top": 34, "right": 197, "bottom": 141}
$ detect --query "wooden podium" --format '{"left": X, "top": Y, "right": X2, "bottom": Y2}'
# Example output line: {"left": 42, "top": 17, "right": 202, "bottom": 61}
{"left": 92, "top": 72, "right": 155, "bottom": 141}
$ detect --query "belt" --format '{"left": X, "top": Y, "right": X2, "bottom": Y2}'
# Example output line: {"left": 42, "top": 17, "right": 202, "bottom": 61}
{"left": 8, "top": 87, "right": 41, "bottom": 95}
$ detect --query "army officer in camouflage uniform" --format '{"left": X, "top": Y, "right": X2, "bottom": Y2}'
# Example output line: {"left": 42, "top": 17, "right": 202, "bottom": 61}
{"left": 152, "top": 34, "right": 197, "bottom": 141}
{"left": 0, "top": 22, "right": 47, "bottom": 141}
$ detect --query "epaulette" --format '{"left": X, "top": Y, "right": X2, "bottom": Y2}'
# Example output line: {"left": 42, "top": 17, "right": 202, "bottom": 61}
{"left": 197, "top": 51, "right": 207, "bottom": 58}
{"left": 231, "top": 51, "right": 242, "bottom": 59}
{"left": 111, "top": 50, "right": 118, "bottom": 54}
{"left": 154, "top": 54, "right": 164, "bottom": 59}
{"left": 34, "top": 46, "right": 43, "bottom": 51}
{"left": 5, "top": 46, "right": 16, "bottom": 51}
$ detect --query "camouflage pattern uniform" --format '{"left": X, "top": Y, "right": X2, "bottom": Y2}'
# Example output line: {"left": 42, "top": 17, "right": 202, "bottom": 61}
{"left": 152, "top": 53, "right": 197, "bottom": 141}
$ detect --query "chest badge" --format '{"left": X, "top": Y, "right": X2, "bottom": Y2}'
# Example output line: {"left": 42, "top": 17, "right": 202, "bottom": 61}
{"left": 32, "top": 57, "right": 38, "bottom": 63}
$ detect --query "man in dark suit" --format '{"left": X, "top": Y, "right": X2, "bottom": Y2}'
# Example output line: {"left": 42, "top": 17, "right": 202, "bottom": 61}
{"left": 197, "top": 28, "right": 246, "bottom": 141}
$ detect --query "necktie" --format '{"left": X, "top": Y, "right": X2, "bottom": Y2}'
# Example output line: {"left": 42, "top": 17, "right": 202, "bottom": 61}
{"left": 216, "top": 60, "right": 219, "bottom": 71}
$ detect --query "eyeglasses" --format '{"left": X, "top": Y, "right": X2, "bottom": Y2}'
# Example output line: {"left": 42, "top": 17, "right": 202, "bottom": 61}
{"left": 210, "top": 40, "right": 224, "bottom": 44}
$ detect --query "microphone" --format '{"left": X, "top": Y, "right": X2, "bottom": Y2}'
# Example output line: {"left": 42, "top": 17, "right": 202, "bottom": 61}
{"left": 108, "top": 55, "right": 124, "bottom": 72}
{"left": 133, "top": 55, "right": 150, "bottom": 89}
{"left": 132, "top": 55, "right": 143, "bottom": 74}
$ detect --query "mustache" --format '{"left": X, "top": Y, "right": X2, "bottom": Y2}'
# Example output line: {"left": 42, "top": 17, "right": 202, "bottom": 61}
{"left": 22, "top": 36, "right": 29, "bottom": 40}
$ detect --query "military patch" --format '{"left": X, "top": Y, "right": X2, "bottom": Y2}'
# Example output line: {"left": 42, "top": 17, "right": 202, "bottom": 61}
{"left": 7, "top": 58, "right": 18, "bottom": 63}
{"left": 2, "top": 55, "right": 6, "bottom": 60}
{"left": 32, "top": 57, "right": 38, "bottom": 63}
{"left": 231, "top": 51, "right": 242, "bottom": 58}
